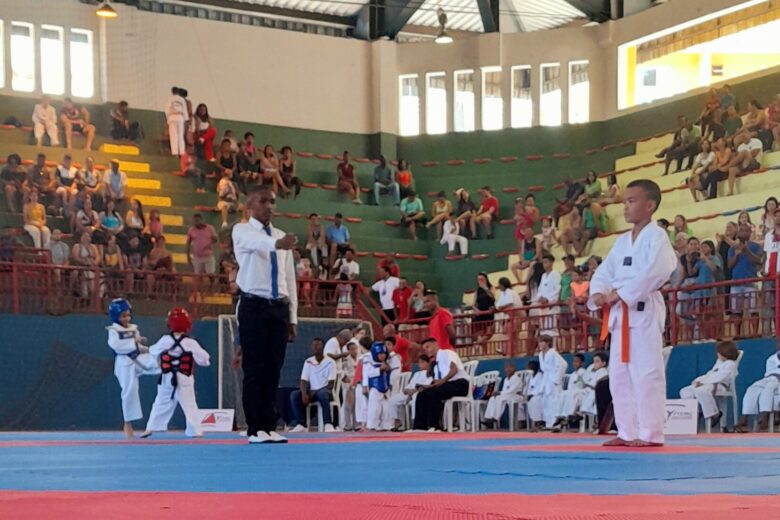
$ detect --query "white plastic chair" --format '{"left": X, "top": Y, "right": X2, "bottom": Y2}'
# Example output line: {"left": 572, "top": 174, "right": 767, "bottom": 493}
{"left": 506, "top": 370, "right": 533, "bottom": 432}
{"left": 463, "top": 360, "right": 479, "bottom": 379}
{"left": 395, "top": 371, "right": 411, "bottom": 395}
{"left": 472, "top": 370, "right": 501, "bottom": 430}
{"left": 393, "top": 371, "right": 413, "bottom": 430}
{"left": 705, "top": 350, "right": 743, "bottom": 433}
{"left": 306, "top": 378, "right": 341, "bottom": 432}
{"left": 769, "top": 391, "right": 780, "bottom": 434}
{"left": 443, "top": 375, "right": 476, "bottom": 432}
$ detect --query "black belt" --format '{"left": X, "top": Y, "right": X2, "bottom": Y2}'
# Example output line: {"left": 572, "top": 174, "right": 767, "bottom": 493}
{"left": 240, "top": 292, "right": 289, "bottom": 306}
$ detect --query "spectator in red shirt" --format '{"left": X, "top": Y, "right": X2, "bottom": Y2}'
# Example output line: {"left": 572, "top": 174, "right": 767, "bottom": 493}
{"left": 376, "top": 254, "right": 400, "bottom": 280}
{"left": 392, "top": 277, "right": 413, "bottom": 322}
{"left": 423, "top": 289, "right": 455, "bottom": 350}
{"left": 475, "top": 186, "right": 499, "bottom": 239}
{"left": 383, "top": 323, "right": 416, "bottom": 371}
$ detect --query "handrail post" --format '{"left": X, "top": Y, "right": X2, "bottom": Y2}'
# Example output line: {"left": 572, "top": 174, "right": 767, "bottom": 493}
{"left": 670, "top": 289, "right": 678, "bottom": 346}
{"left": 507, "top": 309, "right": 515, "bottom": 358}
{"left": 93, "top": 267, "right": 101, "bottom": 314}
{"left": 11, "top": 263, "right": 19, "bottom": 314}
{"left": 192, "top": 273, "right": 200, "bottom": 320}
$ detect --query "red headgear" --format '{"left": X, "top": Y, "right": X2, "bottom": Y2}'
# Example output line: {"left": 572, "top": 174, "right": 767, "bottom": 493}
{"left": 167, "top": 307, "right": 192, "bottom": 333}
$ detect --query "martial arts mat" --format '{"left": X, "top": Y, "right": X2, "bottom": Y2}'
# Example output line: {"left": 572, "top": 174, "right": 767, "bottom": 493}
{"left": 1, "top": 431, "right": 779, "bottom": 519}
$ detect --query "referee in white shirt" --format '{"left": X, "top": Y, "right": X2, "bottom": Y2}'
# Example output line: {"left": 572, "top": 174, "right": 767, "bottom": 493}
{"left": 232, "top": 186, "right": 298, "bottom": 444}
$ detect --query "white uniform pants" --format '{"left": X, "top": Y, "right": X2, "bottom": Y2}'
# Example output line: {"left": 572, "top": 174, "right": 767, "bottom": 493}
{"left": 389, "top": 393, "right": 409, "bottom": 422}
{"left": 340, "top": 384, "right": 355, "bottom": 430}
{"left": 580, "top": 389, "right": 597, "bottom": 416}
{"left": 527, "top": 395, "right": 544, "bottom": 423}
{"left": 543, "top": 387, "right": 563, "bottom": 428}
{"left": 442, "top": 234, "right": 468, "bottom": 255}
{"left": 145, "top": 373, "right": 202, "bottom": 436}
{"left": 114, "top": 353, "right": 159, "bottom": 422}
{"left": 34, "top": 121, "right": 59, "bottom": 146}
{"left": 680, "top": 383, "right": 720, "bottom": 418}
{"left": 484, "top": 395, "right": 515, "bottom": 421}
{"left": 609, "top": 325, "right": 666, "bottom": 444}
{"left": 558, "top": 388, "right": 584, "bottom": 418}
{"left": 741, "top": 377, "right": 780, "bottom": 415}
{"left": 354, "top": 384, "right": 368, "bottom": 425}
{"left": 168, "top": 115, "right": 185, "bottom": 156}
{"left": 24, "top": 225, "right": 50, "bottom": 249}
{"left": 367, "top": 388, "right": 392, "bottom": 430}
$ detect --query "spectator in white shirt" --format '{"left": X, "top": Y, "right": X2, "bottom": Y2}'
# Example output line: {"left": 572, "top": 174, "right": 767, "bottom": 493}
{"left": 289, "top": 338, "right": 337, "bottom": 433}
{"left": 389, "top": 354, "right": 432, "bottom": 431}
{"left": 32, "top": 95, "right": 59, "bottom": 147}
{"left": 103, "top": 159, "right": 128, "bottom": 206}
{"left": 728, "top": 128, "right": 764, "bottom": 196}
{"left": 440, "top": 213, "right": 468, "bottom": 256}
{"left": 495, "top": 277, "right": 523, "bottom": 333}
{"left": 371, "top": 266, "right": 400, "bottom": 325}
{"left": 412, "top": 338, "right": 469, "bottom": 431}
{"left": 332, "top": 247, "right": 360, "bottom": 280}
{"left": 530, "top": 254, "right": 562, "bottom": 338}
{"left": 688, "top": 140, "right": 715, "bottom": 202}
{"left": 323, "top": 329, "right": 352, "bottom": 379}
{"left": 679, "top": 340, "right": 739, "bottom": 429}
{"left": 217, "top": 169, "right": 239, "bottom": 229}
{"left": 55, "top": 154, "right": 80, "bottom": 215}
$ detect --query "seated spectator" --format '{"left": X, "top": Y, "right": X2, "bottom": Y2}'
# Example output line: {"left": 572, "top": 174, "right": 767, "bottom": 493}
{"left": 389, "top": 354, "right": 432, "bottom": 431}
{"left": 103, "top": 160, "right": 128, "bottom": 209}
{"left": 583, "top": 170, "right": 602, "bottom": 201}
{"left": 260, "top": 145, "right": 289, "bottom": 196}
{"left": 701, "top": 137, "right": 733, "bottom": 200}
{"left": 744, "top": 99, "right": 772, "bottom": 150}
{"left": 102, "top": 234, "right": 126, "bottom": 292}
{"left": 326, "top": 213, "right": 351, "bottom": 266}
{"left": 471, "top": 273, "right": 495, "bottom": 337}
{"left": 244, "top": 132, "right": 256, "bottom": 158}
{"left": 734, "top": 339, "right": 779, "bottom": 433}
{"left": 78, "top": 156, "right": 104, "bottom": 211}
{"left": 511, "top": 226, "right": 542, "bottom": 284}
{"left": 279, "top": 146, "right": 302, "bottom": 199}
{"left": 481, "top": 361, "right": 525, "bottom": 427}
{"left": 409, "top": 281, "right": 428, "bottom": 320}
{"left": 375, "top": 255, "right": 400, "bottom": 280}
{"left": 705, "top": 107, "right": 726, "bottom": 141}
{"left": 769, "top": 94, "right": 780, "bottom": 152}
{"left": 60, "top": 97, "right": 96, "bottom": 150}
{"left": 71, "top": 231, "right": 101, "bottom": 300}
{"left": 145, "top": 235, "right": 176, "bottom": 293}
{"left": 110, "top": 100, "right": 142, "bottom": 141}
{"left": 441, "top": 213, "right": 468, "bottom": 256}
{"left": 305, "top": 213, "right": 328, "bottom": 269}
{"left": 184, "top": 155, "right": 207, "bottom": 194}
{"left": 332, "top": 246, "right": 360, "bottom": 281}
{"left": 27, "top": 153, "right": 56, "bottom": 210}
{"left": 399, "top": 190, "right": 426, "bottom": 240}
{"left": 665, "top": 119, "right": 701, "bottom": 175}
{"left": 218, "top": 240, "right": 239, "bottom": 294}
{"left": 123, "top": 234, "right": 147, "bottom": 293}
{"left": 373, "top": 156, "right": 400, "bottom": 206}
{"left": 187, "top": 213, "right": 218, "bottom": 275}
{"left": 193, "top": 103, "right": 216, "bottom": 161}
{"left": 32, "top": 95, "right": 60, "bottom": 147}
{"left": 23, "top": 189, "right": 51, "bottom": 249}
{"left": 289, "top": 338, "right": 337, "bottom": 433}
{"left": 524, "top": 193, "right": 540, "bottom": 223}
{"left": 392, "top": 278, "right": 413, "bottom": 324}
{"left": 395, "top": 159, "right": 415, "bottom": 198}
{"left": 654, "top": 116, "right": 686, "bottom": 161}
{"left": 146, "top": 209, "right": 164, "bottom": 242}
{"left": 475, "top": 186, "right": 499, "bottom": 239}
{"left": 727, "top": 128, "right": 764, "bottom": 196}
{"left": 2, "top": 153, "right": 27, "bottom": 213}
{"left": 454, "top": 188, "right": 478, "bottom": 239}
{"left": 719, "top": 84, "right": 736, "bottom": 110}
{"left": 216, "top": 169, "right": 239, "bottom": 229}
{"left": 553, "top": 178, "right": 584, "bottom": 228}
{"left": 96, "top": 198, "right": 124, "bottom": 245}
{"left": 215, "top": 138, "right": 238, "bottom": 182}
{"left": 73, "top": 195, "right": 100, "bottom": 236}
{"left": 222, "top": 129, "right": 238, "bottom": 152}
{"left": 759, "top": 197, "right": 778, "bottom": 241}
{"left": 697, "top": 87, "right": 721, "bottom": 139}
{"left": 413, "top": 338, "right": 469, "bottom": 431}
{"left": 54, "top": 154, "right": 80, "bottom": 217}
{"left": 124, "top": 198, "right": 146, "bottom": 238}
{"left": 236, "top": 141, "right": 256, "bottom": 193}
{"left": 337, "top": 151, "right": 362, "bottom": 204}
{"left": 687, "top": 140, "right": 715, "bottom": 202}
{"left": 727, "top": 224, "right": 763, "bottom": 337}
{"left": 513, "top": 198, "right": 534, "bottom": 252}
{"left": 47, "top": 228, "right": 70, "bottom": 267}
{"left": 426, "top": 191, "right": 452, "bottom": 240}
{"left": 721, "top": 104, "right": 743, "bottom": 137}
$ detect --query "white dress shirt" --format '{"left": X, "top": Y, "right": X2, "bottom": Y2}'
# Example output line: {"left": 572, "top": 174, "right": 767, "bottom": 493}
{"left": 534, "top": 271, "right": 561, "bottom": 304}
{"left": 300, "top": 356, "right": 336, "bottom": 391}
{"left": 232, "top": 217, "right": 298, "bottom": 324}
{"left": 372, "top": 276, "right": 400, "bottom": 310}
{"left": 434, "top": 349, "right": 468, "bottom": 382}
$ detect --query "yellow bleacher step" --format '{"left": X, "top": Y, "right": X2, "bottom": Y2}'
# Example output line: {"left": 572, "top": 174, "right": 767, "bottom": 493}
{"left": 101, "top": 143, "right": 140, "bottom": 156}
{"left": 119, "top": 160, "right": 150, "bottom": 173}
{"left": 161, "top": 214, "right": 184, "bottom": 227}
{"left": 635, "top": 134, "right": 673, "bottom": 155}
{"left": 127, "top": 178, "right": 161, "bottom": 190}
{"left": 133, "top": 194, "right": 171, "bottom": 208}
{"left": 165, "top": 234, "right": 188, "bottom": 245}
{"left": 172, "top": 252, "right": 188, "bottom": 265}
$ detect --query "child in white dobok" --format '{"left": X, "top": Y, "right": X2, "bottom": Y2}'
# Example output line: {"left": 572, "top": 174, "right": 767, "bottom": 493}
{"left": 106, "top": 298, "right": 160, "bottom": 438}
{"left": 588, "top": 180, "right": 677, "bottom": 447}
{"left": 580, "top": 352, "right": 609, "bottom": 418}
{"left": 142, "top": 308, "right": 211, "bottom": 438}
{"left": 680, "top": 340, "right": 739, "bottom": 430}
{"left": 481, "top": 361, "right": 525, "bottom": 427}
{"left": 524, "top": 360, "right": 545, "bottom": 429}
{"left": 364, "top": 341, "right": 393, "bottom": 431}
{"left": 552, "top": 353, "right": 587, "bottom": 430}
{"left": 538, "top": 335, "right": 567, "bottom": 429}
{"left": 735, "top": 338, "right": 780, "bottom": 432}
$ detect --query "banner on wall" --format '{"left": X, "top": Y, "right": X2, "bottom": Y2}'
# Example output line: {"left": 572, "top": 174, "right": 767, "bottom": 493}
{"left": 663, "top": 399, "right": 697, "bottom": 435}
{"left": 195, "top": 409, "right": 235, "bottom": 432}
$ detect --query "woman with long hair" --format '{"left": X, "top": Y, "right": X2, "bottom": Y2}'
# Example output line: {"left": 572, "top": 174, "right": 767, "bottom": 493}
{"left": 260, "top": 145, "right": 290, "bottom": 196}
{"left": 193, "top": 103, "right": 217, "bottom": 161}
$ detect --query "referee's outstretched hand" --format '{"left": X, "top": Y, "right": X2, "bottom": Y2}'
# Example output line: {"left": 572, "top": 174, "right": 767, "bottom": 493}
{"left": 275, "top": 234, "right": 298, "bottom": 250}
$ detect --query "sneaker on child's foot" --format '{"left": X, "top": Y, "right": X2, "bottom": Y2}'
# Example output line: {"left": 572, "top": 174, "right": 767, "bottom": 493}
{"left": 323, "top": 424, "right": 336, "bottom": 433}
{"left": 289, "top": 424, "right": 307, "bottom": 433}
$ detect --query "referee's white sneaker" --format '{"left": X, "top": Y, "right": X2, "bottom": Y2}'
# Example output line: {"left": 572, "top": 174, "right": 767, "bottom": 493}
{"left": 248, "top": 431, "right": 273, "bottom": 444}
{"left": 323, "top": 424, "right": 336, "bottom": 433}
{"left": 268, "top": 431, "right": 288, "bottom": 444}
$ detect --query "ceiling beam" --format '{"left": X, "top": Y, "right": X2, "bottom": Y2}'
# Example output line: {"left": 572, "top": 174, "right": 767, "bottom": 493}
{"left": 476, "top": 0, "right": 500, "bottom": 33}
{"left": 564, "top": 0, "right": 612, "bottom": 23}
{"left": 355, "top": 0, "right": 424, "bottom": 40}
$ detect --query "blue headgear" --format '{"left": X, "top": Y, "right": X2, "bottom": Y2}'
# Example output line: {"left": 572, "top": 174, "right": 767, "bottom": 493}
{"left": 370, "top": 341, "right": 387, "bottom": 363}
{"left": 108, "top": 298, "right": 132, "bottom": 324}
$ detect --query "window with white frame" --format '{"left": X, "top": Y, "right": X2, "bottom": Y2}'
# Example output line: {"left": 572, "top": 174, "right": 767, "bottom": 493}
{"left": 540, "top": 63, "right": 561, "bottom": 127}
{"left": 454, "top": 70, "right": 474, "bottom": 132}
{"left": 399, "top": 75, "right": 420, "bottom": 137}
{"left": 426, "top": 72, "right": 447, "bottom": 135}
{"left": 40, "top": 25, "right": 65, "bottom": 95}
{"left": 569, "top": 61, "right": 589, "bottom": 124}
{"left": 511, "top": 66, "right": 532, "bottom": 128}
{"left": 481, "top": 67, "right": 503, "bottom": 131}
{"left": 70, "top": 29, "right": 94, "bottom": 98}
{"left": 10, "top": 22, "right": 35, "bottom": 92}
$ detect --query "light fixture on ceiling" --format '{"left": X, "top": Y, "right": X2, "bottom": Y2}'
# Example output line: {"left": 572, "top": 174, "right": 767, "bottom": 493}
{"left": 96, "top": 1, "right": 118, "bottom": 19}
{"left": 435, "top": 8, "right": 453, "bottom": 44}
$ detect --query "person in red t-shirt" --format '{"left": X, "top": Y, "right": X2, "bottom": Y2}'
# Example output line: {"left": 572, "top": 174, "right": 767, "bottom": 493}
{"left": 392, "top": 277, "right": 413, "bottom": 322}
{"left": 423, "top": 290, "right": 455, "bottom": 350}
{"left": 375, "top": 255, "right": 401, "bottom": 280}
{"left": 383, "top": 323, "right": 417, "bottom": 371}
{"left": 475, "top": 186, "right": 499, "bottom": 239}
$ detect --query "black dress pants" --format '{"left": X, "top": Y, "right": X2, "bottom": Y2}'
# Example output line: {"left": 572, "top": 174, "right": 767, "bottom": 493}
{"left": 238, "top": 295, "right": 290, "bottom": 436}
{"left": 413, "top": 379, "right": 469, "bottom": 430}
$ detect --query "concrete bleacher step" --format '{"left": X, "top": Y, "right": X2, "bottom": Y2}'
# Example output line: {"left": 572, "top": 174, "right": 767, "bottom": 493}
{"left": 100, "top": 143, "right": 140, "bottom": 156}
{"left": 635, "top": 133, "right": 673, "bottom": 155}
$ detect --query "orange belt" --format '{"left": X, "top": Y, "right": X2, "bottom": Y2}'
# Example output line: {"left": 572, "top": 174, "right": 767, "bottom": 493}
{"left": 600, "top": 301, "right": 630, "bottom": 363}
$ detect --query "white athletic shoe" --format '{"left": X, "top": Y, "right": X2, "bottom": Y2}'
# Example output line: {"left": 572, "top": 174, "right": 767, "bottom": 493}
{"left": 268, "top": 431, "right": 288, "bottom": 444}
{"left": 323, "top": 424, "right": 336, "bottom": 433}
{"left": 290, "top": 424, "right": 307, "bottom": 433}
{"left": 239, "top": 430, "right": 248, "bottom": 437}
{"left": 248, "top": 431, "right": 273, "bottom": 444}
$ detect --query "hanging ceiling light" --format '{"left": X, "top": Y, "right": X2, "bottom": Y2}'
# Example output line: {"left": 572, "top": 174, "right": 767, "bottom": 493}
{"left": 435, "top": 8, "right": 453, "bottom": 44}
{"left": 96, "top": 1, "right": 118, "bottom": 19}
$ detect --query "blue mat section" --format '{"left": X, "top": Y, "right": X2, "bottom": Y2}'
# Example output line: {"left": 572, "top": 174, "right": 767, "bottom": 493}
{"left": 1, "top": 432, "right": 779, "bottom": 495}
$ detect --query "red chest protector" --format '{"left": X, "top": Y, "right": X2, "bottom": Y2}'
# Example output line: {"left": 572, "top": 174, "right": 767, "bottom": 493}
{"left": 160, "top": 334, "right": 194, "bottom": 398}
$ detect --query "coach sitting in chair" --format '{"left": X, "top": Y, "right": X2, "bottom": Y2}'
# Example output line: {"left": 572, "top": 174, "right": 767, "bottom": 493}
{"left": 289, "top": 338, "right": 337, "bottom": 433}
{"left": 412, "top": 338, "right": 469, "bottom": 432}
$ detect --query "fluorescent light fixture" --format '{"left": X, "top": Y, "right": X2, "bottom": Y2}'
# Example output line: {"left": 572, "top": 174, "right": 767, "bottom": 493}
{"left": 96, "top": 1, "right": 118, "bottom": 19}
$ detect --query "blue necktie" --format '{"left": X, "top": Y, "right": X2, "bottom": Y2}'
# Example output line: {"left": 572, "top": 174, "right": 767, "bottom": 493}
{"left": 263, "top": 225, "right": 279, "bottom": 299}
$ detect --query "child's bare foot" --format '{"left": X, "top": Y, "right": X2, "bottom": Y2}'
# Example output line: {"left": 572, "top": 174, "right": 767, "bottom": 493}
{"left": 627, "top": 439, "right": 663, "bottom": 447}
{"left": 123, "top": 423, "right": 135, "bottom": 438}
